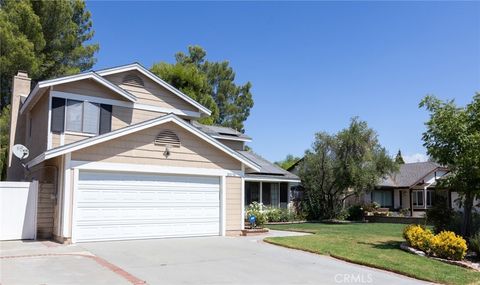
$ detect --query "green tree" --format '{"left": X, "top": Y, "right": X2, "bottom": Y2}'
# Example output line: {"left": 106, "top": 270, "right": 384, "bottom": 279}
{"left": 0, "top": 0, "right": 98, "bottom": 179}
{"left": 395, "top": 150, "right": 405, "bottom": 164}
{"left": 275, "top": 154, "right": 301, "bottom": 170}
{"left": 298, "top": 118, "right": 397, "bottom": 219}
{"left": 0, "top": 0, "right": 99, "bottom": 106}
{"left": 420, "top": 94, "right": 480, "bottom": 237}
{"left": 0, "top": 105, "right": 10, "bottom": 180}
{"left": 151, "top": 45, "right": 254, "bottom": 132}
{"left": 150, "top": 62, "right": 218, "bottom": 125}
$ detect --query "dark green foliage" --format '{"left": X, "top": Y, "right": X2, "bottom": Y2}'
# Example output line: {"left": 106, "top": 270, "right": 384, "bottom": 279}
{"left": 395, "top": 150, "right": 405, "bottom": 164}
{"left": 420, "top": 93, "right": 480, "bottom": 237}
{"left": 0, "top": 0, "right": 99, "bottom": 105}
{"left": 299, "top": 117, "right": 398, "bottom": 220}
{"left": 275, "top": 154, "right": 301, "bottom": 170}
{"left": 150, "top": 45, "right": 253, "bottom": 132}
{"left": 469, "top": 232, "right": 480, "bottom": 256}
{"left": 347, "top": 205, "right": 364, "bottom": 221}
{"left": 426, "top": 195, "right": 455, "bottom": 233}
{"left": 0, "top": 105, "right": 10, "bottom": 180}
{"left": 0, "top": 0, "right": 98, "bottom": 178}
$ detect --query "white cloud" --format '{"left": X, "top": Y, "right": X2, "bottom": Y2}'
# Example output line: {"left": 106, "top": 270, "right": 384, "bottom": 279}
{"left": 403, "top": 153, "right": 429, "bottom": 163}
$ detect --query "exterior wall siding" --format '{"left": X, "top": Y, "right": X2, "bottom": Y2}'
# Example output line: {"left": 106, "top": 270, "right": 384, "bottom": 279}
{"left": 26, "top": 91, "right": 49, "bottom": 160}
{"left": 104, "top": 71, "right": 198, "bottom": 112}
{"left": 226, "top": 176, "right": 242, "bottom": 232}
{"left": 217, "top": 139, "right": 244, "bottom": 151}
{"left": 53, "top": 80, "right": 129, "bottom": 102}
{"left": 71, "top": 122, "right": 242, "bottom": 170}
{"left": 111, "top": 105, "right": 165, "bottom": 130}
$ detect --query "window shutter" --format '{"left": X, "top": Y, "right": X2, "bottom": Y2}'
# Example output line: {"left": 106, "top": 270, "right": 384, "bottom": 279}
{"left": 51, "top": 97, "right": 66, "bottom": 132}
{"left": 99, "top": 104, "right": 112, "bottom": 134}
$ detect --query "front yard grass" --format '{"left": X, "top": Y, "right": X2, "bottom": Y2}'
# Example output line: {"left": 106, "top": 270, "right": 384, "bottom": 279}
{"left": 266, "top": 223, "right": 480, "bottom": 285}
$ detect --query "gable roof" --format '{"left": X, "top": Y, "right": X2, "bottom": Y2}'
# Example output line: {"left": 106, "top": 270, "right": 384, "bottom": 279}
{"left": 192, "top": 121, "right": 252, "bottom": 142}
{"left": 238, "top": 151, "right": 300, "bottom": 182}
{"left": 20, "top": 72, "right": 137, "bottom": 114}
{"left": 95, "top": 63, "right": 212, "bottom": 116}
{"left": 378, "top": 161, "right": 447, "bottom": 188}
{"left": 26, "top": 114, "right": 261, "bottom": 171}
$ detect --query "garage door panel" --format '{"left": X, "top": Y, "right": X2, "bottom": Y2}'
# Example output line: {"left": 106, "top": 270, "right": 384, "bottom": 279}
{"left": 75, "top": 222, "right": 220, "bottom": 242}
{"left": 75, "top": 206, "right": 220, "bottom": 221}
{"left": 74, "top": 171, "right": 220, "bottom": 242}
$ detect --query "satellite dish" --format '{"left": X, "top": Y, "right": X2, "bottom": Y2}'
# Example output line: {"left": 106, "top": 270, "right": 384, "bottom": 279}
{"left": 12, "top": 144, "right": 29, "bottom": 160}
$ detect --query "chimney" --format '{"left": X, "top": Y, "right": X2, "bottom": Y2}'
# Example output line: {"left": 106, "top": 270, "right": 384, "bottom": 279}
{"left": 6, "top": 71, "right": 31, "bottom": 181}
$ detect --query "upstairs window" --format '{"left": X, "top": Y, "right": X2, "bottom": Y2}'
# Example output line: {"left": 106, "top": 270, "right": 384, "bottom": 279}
{"left": 51, "top": 97, "right": 112, "bottom": 135}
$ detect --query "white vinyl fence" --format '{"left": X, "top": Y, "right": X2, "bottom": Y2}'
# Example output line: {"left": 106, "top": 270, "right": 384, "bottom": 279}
{"left": 0, "top": 181, "right": 38, "bottom": 240}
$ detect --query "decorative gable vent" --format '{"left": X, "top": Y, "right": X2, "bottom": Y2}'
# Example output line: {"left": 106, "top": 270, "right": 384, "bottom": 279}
{"left": 154, "top": 130, "right": 181, "bottom": 147}
{"left": 122, "top": 74, "right": 144, "bottom": 87}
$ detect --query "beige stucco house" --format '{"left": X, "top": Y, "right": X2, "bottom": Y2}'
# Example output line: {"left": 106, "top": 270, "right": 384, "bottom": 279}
{"left": 7, "top": 63, "right": 300, "bottom": 243}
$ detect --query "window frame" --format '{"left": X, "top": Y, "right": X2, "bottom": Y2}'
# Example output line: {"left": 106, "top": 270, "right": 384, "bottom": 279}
{"left": 412, "top": 190, "right": 424, "bottom": 207}
{"left": 56, "top": 98, "right": 111, "bottom": 136}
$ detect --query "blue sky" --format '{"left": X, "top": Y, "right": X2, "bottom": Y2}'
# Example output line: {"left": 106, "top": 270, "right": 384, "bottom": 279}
{"left": 87, "top": 1, "right": 480, "bottom": 163}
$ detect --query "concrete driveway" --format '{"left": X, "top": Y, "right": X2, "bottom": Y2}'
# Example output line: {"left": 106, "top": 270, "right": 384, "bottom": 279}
{"left": 78, "top": 230, "right": 430, "bottom": 285}
{"left": 1, "top": 231, "right": 431, "bottom": 285}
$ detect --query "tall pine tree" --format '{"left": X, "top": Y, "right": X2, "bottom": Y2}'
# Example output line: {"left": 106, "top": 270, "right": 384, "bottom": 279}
{"left": 151, "top": 45, "right": 254, "bottom": 132}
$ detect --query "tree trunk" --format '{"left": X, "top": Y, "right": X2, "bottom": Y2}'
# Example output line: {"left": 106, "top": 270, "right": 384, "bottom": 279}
{"left": 462, "top": 192, "right": 474, "bottom": 237}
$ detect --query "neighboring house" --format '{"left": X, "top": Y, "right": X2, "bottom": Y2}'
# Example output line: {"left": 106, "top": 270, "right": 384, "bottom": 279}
{"left": 6, "top": 63, "right": 300, "bottom": 243}
{"left": 366, "top": 162, "right": 449, "bottom": 217}
{"left": 288, "top": 160, "right": 479, "bottom": 217}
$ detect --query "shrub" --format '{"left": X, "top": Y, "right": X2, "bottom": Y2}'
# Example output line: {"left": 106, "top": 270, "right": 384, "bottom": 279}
{"left": 469, "top": 232, "right": 480, "bottom": 256}
{"left": 403, "top": 225, "right": 434, "bottom": 252}
{"left": 426, "top": 196, "right": 454, "bottom": 233}
{"left": 245, "top": 202, "right": 266, "bottom": 227}
{"left": 264, "top": 207, "right": 282, "bottom": 222}
{"left": 429, "top": 231, "right": 467, "bottom": 260}
{"left": 347, "top": 205, "right": 364, "bottom": 221}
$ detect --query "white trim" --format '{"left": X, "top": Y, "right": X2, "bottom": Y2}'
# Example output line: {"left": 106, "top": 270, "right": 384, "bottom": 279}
{"left": 61, "top": 153, "right": 71, "bottom": 237}
{"left": 259, "top": 181, "right": 263, "bottom": 204}
{"left": 55, "top": 155, "right": 65, "bottom": 237}
{"left": 221, "top": 176, "right": 227, "bottom": 236}
{"left": 64, "top": 131, "right": 96, "bottom": 137}
{"left": 31, "top": 180, "right": 39, "bottom": 241}
{"left": 245, "top": 177, "right": 301, "bottom": 183}
{"left": 69, "top": 160, "right": 243, "bottom": 177}
{"left": 212, "top": 135, "right": 252, "bottom": 142}
{"left": 51, "top": 91, "right": 202, "bottom": 118}
{"left": 60, "top": 133, "right": 65, "bottom": 146}
{"left": 134, "top": 103, "right": 201, "bottom": 118}
{"left": 70, "top": 168, "right": 79, "bottom": 243}
{"left": 47, "top": 88, "right": 52, "bottom": 149}
{"left": 96, "top": 63, "right": 212, "bottom": 116}
{"left": 27, "top": 114, "right": 261, "bottom": 171}
{"left": 241, "top": 177, "right": 245, "bottom": 230}
{"left": 20, "top": 72, "right": 137, "bottom": 114}
{"left": 52, "top": 91, "right": 133, "bottom": 108}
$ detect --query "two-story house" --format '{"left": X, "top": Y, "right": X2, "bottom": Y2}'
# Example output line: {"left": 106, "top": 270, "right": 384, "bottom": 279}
{"left": 7, "top": 63, "right": 300, "bottom": 243}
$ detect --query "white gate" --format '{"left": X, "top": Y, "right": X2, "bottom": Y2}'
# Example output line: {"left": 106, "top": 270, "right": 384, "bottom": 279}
{"left": 0, "top": 181, "right": 38, "bottom": 240}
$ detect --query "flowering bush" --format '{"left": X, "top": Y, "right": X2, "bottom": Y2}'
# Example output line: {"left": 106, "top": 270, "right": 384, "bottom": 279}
{"left": 245, "top": 202, "right": 266, "bottom": 227}
{"left": 403, "top": 225, "right": 468, "bottom": 260}
{"left": 403, "top": 225, "right": 434, "bottom": 252}
{"left": 429, "top": 231, "right": 467, "bottom": 261}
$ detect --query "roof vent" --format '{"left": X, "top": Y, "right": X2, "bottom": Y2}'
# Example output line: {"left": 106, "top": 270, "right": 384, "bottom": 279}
{"left": 122, "top": 74, "right": 144, "bottom": 87}
{"left": 154, "top": 130, "right": 181, "bottom": 147}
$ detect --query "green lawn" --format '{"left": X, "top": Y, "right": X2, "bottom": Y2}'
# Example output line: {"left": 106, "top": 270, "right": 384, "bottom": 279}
{"left": 266, "top": 223, "right": 480, "bottom": 285}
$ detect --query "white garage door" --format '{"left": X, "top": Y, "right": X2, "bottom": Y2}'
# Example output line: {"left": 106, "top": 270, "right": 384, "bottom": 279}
{"left": 73, "top": 171, "right": 220, "bottom": 242}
